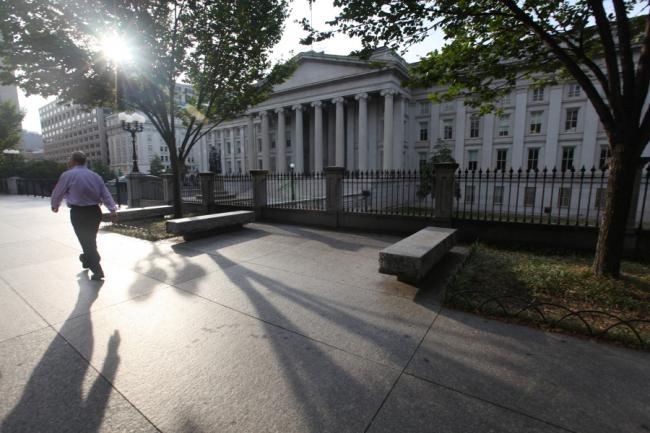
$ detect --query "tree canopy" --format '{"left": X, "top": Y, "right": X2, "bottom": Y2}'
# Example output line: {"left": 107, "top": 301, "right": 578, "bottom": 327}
{"left": 0, "top": 100, "right": 24, "bottom": 152}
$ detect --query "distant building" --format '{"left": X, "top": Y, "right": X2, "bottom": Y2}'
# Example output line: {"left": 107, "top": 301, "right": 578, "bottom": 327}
{"left": 39, "top": 100, "right": 110, "bottom": 164}
{"left": 20, "top": 131, "right": 43, "bottom": 152}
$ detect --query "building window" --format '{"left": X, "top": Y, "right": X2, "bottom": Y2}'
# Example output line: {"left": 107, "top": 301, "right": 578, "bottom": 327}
{"left": 419, "top": 121, "right": 429, "bottom": 141}
{"left": 529, "top": 111, "right": 543, "bottom": 134}
{"left": 469, "top": 117, "right": 480, "bottom": 138}
{"left": 527, "top": 148, "right": 540, "bottom": 171}
{"left": 464, "top": 185, "right": 475, "bottom": 204}
{"left": 497, "top": 114, "right": 510, "bottom": 137}
{"left": 442, "top": 119, "right": 454, "bottom": 140}
{"left": 419, "top": 101, "right": 430, "bottom": 115}
{"left": 558, "top": 187, "right": 571, "bottom": 208}
{"left": 595, "top": 188, "right": 606, "bottom": 208}
{"left": 418, "top": 152, "right": 428, "bottom": 171}
{"left": 501, "top": 93, "right": 512, "bottom": 105}
{"left": 568, "top": 83, "right": 581, "bottom": 98}
{"left": 532, "top": 87, "right": 545, "bottom": 102}
{"left": 226, "top": 142, "right": 231, "bottom": 154}
{"left": 286, "top": 139, "right": 291, "bottom": 148}
{"left": 496, "top": 149, "right": 508, "bottom": 171}
{"left": 467, "top": 149, "right": 479, "bottom": 171}
{"left": 493, "top": 186, "right": 504, "bottom": 205}
{"left": 524, "top": 186, "right": 536, "bottom": 207}
{"left": 599, "top": 146, "right": 610, "bottom": 170}
{"left": 561, "top": 146, "right": 575, "bottom": 171}
{"left": 565, "top": 108, "right": 579, "bottom": 131}
{"left": 258, "top": 159, "right": 263, "bottom": 169}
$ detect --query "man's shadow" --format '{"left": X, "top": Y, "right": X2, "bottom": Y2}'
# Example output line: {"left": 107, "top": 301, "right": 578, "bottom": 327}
{"left": 1, "top": 272, "right": 121, "bottom": 433}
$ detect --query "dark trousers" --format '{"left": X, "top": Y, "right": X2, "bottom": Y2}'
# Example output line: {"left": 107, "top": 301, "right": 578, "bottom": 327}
{"left": 70, "top": 205, "right": 103, "bottom": 276}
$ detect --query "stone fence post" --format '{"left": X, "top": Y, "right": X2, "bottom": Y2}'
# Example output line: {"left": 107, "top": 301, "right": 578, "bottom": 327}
{"left": 250, "top": 170, "right": 268, "bottom": 218}
{"left": 161, "top": 174, "right": 175, "bottom": 205}
{"left": 324, "top": 166, "right": 345, "bottom": 213}
{"left": 199, "top": 172, "right": 215, "bottom": 212}
{"left": 126, "top": 173, "right": 145, "bottom": 208}
{"left": 433, "top": 162, "right": 459, "bottom": 224}
{"left": 7, "top": 177, "right": 19, "bottom": 195}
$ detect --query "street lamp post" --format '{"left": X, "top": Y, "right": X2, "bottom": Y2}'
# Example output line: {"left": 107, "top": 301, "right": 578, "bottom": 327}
{"left": 289, "top": 162, "right": 295, "bottom": 202}
{"left": 120, "top": 115, "right": 144, "bottom": 173}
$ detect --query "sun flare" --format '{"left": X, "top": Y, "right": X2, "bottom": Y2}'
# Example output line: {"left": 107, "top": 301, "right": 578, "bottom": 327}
{"left": 99, "top": 33, "right": 132, "bottom": 64}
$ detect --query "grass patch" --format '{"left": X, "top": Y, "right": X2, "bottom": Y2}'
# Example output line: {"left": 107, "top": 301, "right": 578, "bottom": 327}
{"left": 446, "top": 243, "right": 650, "bottom": 349}
{"left": 102, "top": 217, "right": 178, "bottom": 241}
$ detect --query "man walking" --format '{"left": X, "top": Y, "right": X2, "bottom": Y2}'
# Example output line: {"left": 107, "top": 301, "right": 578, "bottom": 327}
{"left": 51, "top": 151, "right": 118, "bottom": 280}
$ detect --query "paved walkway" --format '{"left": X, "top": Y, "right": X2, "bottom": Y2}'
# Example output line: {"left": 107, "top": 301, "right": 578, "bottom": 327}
{"left": 0, "top": 195, "right": 648, "bottom": 433}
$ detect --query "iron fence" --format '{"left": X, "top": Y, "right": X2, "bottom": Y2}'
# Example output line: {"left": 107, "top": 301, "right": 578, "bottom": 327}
{"left": 16, "top": 178, "right": 59, "bottom": 197}
{"left": 343, "top": 170, "right": 435, "bottom": 217}
{"left": 141, "top": 175, "right": 164, "bottom": 205}
{"left": 214, "top": 174, "right": 253, "bottom": 207}
{"left": 454, "top": 165, "right": 650, "bottom": 229}
{"left": 0, "top": 178, "right": 8, "bottom": 193}
{"left": 267, "top": 172, "right": 326, "bottom": 210}
{"left": 181, "top": 178, "right": 202, "bottom": 204}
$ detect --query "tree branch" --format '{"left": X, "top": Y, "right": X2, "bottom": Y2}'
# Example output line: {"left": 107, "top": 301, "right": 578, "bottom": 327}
{"left": 634, "top": 12, "right": 650, "bottom": 122}
{"left": 612, "top": 0, "right": 635, "bottom": 115}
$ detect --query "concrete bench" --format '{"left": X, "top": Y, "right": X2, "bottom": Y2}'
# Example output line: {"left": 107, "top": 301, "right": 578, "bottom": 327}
{"left": 102, "top": 205, "right": 173, "bottom": 222}
{"left": 166, "top": 210, "right": 255, "bottom": 240}
{"left": 378, "top": 226, "right": 457, "bottom": 283}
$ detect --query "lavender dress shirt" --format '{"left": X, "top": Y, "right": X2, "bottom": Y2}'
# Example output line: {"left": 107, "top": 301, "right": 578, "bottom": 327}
{"left": 51, "top": 165, "right": 118, "bottom": 212}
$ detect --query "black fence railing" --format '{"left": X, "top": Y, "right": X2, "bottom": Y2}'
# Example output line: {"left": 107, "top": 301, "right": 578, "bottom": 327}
{"left": 343, "top": 170, "right": 435, "bottom": 217}
{"left": 455, "top": 165, "right": 650, "bottom": 229}
{"left": 0, "top": 178, "right": 9, "bottom": 194}
{"left": 181, "top": 179, "right": 202, "bottom": 204}
{"left": 214, "top": 174, "right": 253, "bottom": 207}
{"left": 267, "top": 172, "right": 326, "bottom": 210}
{"left": 15, "top": 178, "right": 59, "bottom": 197}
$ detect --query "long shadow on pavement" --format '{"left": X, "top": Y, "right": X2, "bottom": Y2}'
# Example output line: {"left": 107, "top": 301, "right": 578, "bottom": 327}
{"left": 1, "top": 272, "right": 121, "bottom": 433}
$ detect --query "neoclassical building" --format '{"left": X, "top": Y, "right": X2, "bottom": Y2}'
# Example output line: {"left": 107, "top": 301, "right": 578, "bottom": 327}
{"left": 199, "top": 48, "right": 649, "bottom": 174}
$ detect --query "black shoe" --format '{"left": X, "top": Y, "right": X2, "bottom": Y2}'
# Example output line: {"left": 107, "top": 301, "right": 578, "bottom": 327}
{"left": 79, "top": 254, "right": 89, "bottom": 269}
{"left": 91, "top": 273, "right": 104, "bottom": 281}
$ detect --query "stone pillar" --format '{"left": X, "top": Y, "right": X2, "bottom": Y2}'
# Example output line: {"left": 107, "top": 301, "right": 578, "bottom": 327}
{"left": 293, "top": 104, "right": 304, "bottom": 173}
{"left": 381, "top": 89, "right": 396, "bottom": 170}
{"left": 247, "top": 115, "right": 256, "bottom": 171}
{"left": 355, "top": 93, "right": 369, "bottom": 171}
{"left": 229, "top": 128, "right": 236, "bottom": 174}
{"left": 126, "top": 172, "right": 145, "bottom": 208}
{"left": 324, "top": 166, "right": 345, "bottom": 214}
{"left": 312, "top": 101, "right": 324, "bottom": 172}
{"left": 250, "top": 169, "right": 269, "bottom": 218}
{"left": 433, "top": 162, "right": 459, "bottom": 224}
{"left": 7, "top": 176, "right": 19, "bottom": 195}
{"left": 199, "top": 172, "right": 215, "bottom": 211}
{"left": 544, "top": 86, "right": 564, "bottom": 168}
{"left": 219, "top": 130, "right": 226, "bottom": 174}
{"left": 261, "top": 112, "right": 270, "bottom": 170}
{"left": 332, "top": 97, "right": 345, "bottom": 167}
{"left": 161, "top": 173, "right": 174, "bottom": 204}
{"left": 512, "top": 89, "right": 528, "bottom": 169}
{"left": 276, "top": 107, "right": 287, "bottom": 173}
{"left": 240, "top": 125, "right": 246, "bottom": 173}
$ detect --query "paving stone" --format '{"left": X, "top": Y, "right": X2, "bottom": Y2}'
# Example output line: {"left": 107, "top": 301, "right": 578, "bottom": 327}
{"left": 58, "top": 288, "right": 400, "bottom": 433}
{"left": 0, "top": 239, "right": 78, "bottom": 271}
{"left": 176, "top": 261, "right": 438, "bottom": 368}
{"left": 406, "top": 309, "right": 650, "bottom": 433}
{"left": 0, "top": 277, "right": 47, "bottom": 342}
{"left": 0, "top": 327, "right": 158, "bottom": 433}
{"left": 368, "top": 374, "right": 569, "bottom": 433}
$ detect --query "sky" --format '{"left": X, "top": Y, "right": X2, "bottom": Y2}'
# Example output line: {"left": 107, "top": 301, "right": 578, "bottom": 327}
{"left": 18, "top": 1, "right": 445, "bottom": 134}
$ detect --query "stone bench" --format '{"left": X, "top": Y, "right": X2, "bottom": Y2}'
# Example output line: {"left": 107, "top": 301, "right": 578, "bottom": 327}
{"left": 166, "top": 210, "right": 255, "bottom": 240}
{"left": 101, "top": 205, "right": 173, "bottom": 222}
{"left": 378, "top": 226, "right": 457, "bottom": 283}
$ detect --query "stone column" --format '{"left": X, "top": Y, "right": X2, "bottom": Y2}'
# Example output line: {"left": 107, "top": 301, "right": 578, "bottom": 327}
{"left": 324, "top": 166, "right": 345, "bottom": 214}
{"left": 544, "top": 86, "right": 564, "bottom": 168}
{"left": 355, "top": 93, "right": 369, "bottom": 171}
{"left": 381, "top": 89, "right": 396, "bottom": 170}
{"left": 126, "top": 172, "right": 145, "bottom": 208}
{"left": 332, "top": 97, "right": 345, "bottom": 167}
{"left": 229, "top": 128, "right": 236, "bottom": 174}
{"left": 7, "top": 177, "right": 18, "bottom": 195}
{"left": 199, "top": 172, "right": 215, "bottom": 211}
{"left": 250, "top": 169, "right": 269, "bottom": 218}
{"left": 433, "top": 162, "right": 459, "bottom": 224}
{"left": 293, "top": 104, "right": 304, "bottom": 173}
{"left": 276, "top": 107, "right": 287, "bottom": 172}
{"left": 247, "top": 115, "right": 255, "bottom": 171}
{"left": 219, "top": 130, "right": 226, "bottom": 174}
{"left": 161, "top": 173, "right": 174, "bottom": 204}
{"left": 240, "top": 125, "right": 246, "bottom": 173}
{"left": 312, "top": 101, "right": 324, "bottom": 172}
{"left": 261, "top": 112, "right": 270, "bottom": 170}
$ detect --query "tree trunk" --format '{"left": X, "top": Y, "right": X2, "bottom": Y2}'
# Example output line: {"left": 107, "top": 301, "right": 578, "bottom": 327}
{"left": 167, "top": 138, "right": 183, "bottom": 218}
{"left": 592, "top": 139, "right": 641, "bottom": 277}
